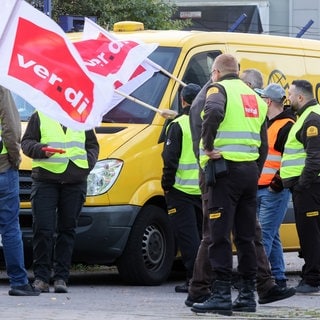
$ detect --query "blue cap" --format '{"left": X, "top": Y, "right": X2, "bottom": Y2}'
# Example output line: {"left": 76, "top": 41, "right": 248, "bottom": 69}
{"left": 255, "top": 83, "right": 286, "bottom": 103}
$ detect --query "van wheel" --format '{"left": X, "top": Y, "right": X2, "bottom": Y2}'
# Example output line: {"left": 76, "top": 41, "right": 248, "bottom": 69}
{"left": 117, "top": 204, "right": 175, "bottom": 285}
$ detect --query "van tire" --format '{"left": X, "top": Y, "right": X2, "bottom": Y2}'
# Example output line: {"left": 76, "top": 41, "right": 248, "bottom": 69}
{"left": 117, "top": 204, "right": 175, "bottom": 285}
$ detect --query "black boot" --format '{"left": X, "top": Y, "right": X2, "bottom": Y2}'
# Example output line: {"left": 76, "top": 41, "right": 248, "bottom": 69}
{"left": 191, "top": 280, "right": 232, "bottom": 316}
{"left": 232, "top": 279, "right": 256, "bottom": 312}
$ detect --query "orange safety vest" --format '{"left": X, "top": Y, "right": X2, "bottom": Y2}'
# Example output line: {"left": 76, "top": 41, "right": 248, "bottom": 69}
{"left": 258, "top": 118, "right": 294, "bottom": 186}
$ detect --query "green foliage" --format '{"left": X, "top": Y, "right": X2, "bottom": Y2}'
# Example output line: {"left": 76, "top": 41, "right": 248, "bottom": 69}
{"left": 50, "top": 0, "right": 190, "bottom": 30}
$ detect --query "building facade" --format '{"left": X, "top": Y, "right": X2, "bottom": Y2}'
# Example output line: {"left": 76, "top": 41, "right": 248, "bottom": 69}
{"left": 170, "top": 0, "right": 320, "bottom": 40}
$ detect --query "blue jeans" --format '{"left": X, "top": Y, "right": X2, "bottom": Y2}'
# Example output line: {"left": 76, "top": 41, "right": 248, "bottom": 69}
{"left": 0, "top": 168, "right": 28, "bottom": 287}
{"left": 257, "top": 187, "right": 290, "bottom": 281}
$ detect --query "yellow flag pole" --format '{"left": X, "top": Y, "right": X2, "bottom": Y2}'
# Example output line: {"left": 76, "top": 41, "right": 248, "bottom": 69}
{"left": 114, "top": 89, "right": 178, "bottom": 119}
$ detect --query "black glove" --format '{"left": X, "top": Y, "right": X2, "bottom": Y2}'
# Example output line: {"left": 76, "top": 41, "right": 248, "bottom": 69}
{"left": 269, "top": 171, "right": 284, "bottom": 193}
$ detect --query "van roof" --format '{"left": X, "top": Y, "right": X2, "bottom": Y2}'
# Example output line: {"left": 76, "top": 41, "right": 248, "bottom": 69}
{"left": 68, "top": 29, "right": 320, "bottom": 53}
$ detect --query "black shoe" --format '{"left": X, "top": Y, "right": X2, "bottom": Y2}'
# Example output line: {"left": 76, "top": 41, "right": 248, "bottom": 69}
{"left": 275, "top": 278, "right": 287, "bottom": 288}
{"left": 54, "top": 279, "right": 68, "bottom": 293}
{"left": 175, "top": 282, "right": 189, "bottom": 293}
{"left": 191, "top": 295, "right": 232, "bottom": 316}
{"left": 295, "top": 279, "right": 320, "bottom": 294}
{"left": 185, "top": 294, "right": 211, "bottom": 307}
{"left": 191, "top": 280, "right": 232, "bottom": 316}
{"left": 232, "top": 280, "right": 256, "bottom": 312}
{"left": 258, "top": 285, "right": 295, "bottom": 304}
{"left": 9, "top": 283, "right": 41, "bottom": 296}
{"left": 33, "top": 278, "right": 50, "bottom": 293}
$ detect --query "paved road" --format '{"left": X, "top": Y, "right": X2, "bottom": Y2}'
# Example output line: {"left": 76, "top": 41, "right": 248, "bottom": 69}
{"left": 0, "top": 253, "right": 320, "bottom": 320}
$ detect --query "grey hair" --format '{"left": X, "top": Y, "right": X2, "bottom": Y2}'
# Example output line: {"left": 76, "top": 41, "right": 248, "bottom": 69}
{"left": 240, "top": 68, "right": 264, "bottom": 89}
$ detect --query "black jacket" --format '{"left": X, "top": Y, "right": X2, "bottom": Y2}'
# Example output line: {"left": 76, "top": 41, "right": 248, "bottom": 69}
{"left": 21, "top": 112, "right": 99, "bottom": 183}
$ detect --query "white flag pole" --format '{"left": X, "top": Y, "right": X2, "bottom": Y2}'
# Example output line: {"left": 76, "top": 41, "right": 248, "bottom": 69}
{"left": 114, "top": 89, "right": 177, "bottom": 119}
{"left": 146, "top": 59, "right": 186, "bottom": 87}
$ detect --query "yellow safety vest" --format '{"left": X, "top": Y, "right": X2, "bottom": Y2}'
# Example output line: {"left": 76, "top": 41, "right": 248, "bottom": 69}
{"left": 169, "top": 115, "right": 201, "bottom": 195}
{"left": 281, "top": 104, "right": 320, "bottom": 180}
{"left": 199, "top": 79, "right": 267, "bottom": 169}
{"left": 32, "top": 112, "right": 88, "bottom": 173}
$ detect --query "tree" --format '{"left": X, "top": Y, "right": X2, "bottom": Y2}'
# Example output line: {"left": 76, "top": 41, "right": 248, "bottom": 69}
{"left": 26, "top": 0, "right": 44, "bottom": 11}
{"left": 50, "top": 0, "right": 190, "bottom": 30}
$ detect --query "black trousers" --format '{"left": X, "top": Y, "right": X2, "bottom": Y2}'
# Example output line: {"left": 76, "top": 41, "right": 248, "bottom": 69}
{"left": 31, "top": 180, "right": 86, "bottom": 283}
{"left": 165, "top": 188, "right": 202, "bottom": 279}
{"left": 189, "top": 171, "right": 216, "bottom": 297}
{"left": 208, "top": 161, "right": 258, "bottom": 281}
{"left": 292, "top": 183, "right": 320, "bottom": 286}
{"left": 189, "top": 166, "right": 276, "bottom": 298}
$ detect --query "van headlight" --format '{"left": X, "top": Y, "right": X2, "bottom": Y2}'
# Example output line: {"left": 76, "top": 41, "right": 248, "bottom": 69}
{"left": 86, "top": 159, "right": 123, "bottom": 196}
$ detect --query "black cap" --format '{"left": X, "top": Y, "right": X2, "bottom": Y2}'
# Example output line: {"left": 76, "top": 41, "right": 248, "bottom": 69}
{"left": 181, "top": 83, "right": 201, "bottom": 104}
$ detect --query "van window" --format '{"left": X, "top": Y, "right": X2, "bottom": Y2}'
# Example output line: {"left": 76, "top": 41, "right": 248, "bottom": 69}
{"left": 182, "top": 51, "right": 218, "bottom": 87}
{"left": 12, "top": 92, "right": 35, "bottom": 121}
{"left": 102, "top": 47, "right": 180, "bottom": 124}
{"left": 173, "top": 50, "right": 220, "bottom": 114}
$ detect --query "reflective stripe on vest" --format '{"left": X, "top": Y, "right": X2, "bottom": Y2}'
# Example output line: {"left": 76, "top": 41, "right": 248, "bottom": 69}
{"left": 0, "top": 123, "right": 8, "bottom": 154}
{"left": 258, "top": 118, "right": 294, "bottom": 185}
{"left": 32, "top": 112, "right": 88, "bottom": 173}
{"left": 280, "top": 104, "right": 320, "bottom": 180}
{"left": 170, "top": 115, "right": 201, "bottom": 195}
{"left": 199, "top": 79, "right": 267, "bottom": 169}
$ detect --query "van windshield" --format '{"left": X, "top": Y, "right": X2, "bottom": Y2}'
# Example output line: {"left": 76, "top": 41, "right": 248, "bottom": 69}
{"left": 102, "top": 46, "right": 180, "bottom": 124}
{"left": 13, "top": 46, "right": 180, "bottom": 125}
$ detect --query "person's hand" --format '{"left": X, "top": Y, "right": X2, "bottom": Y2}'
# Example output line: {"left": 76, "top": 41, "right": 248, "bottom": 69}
{"left": 45, "top": 151, "right": 54, "bottom": 157}
{"left": 205, "top": 149, "right": 221, "bottom": 159}
{"left": 160, "top": 109, "right": 178, "bottom": 119}
{"left": 43, "top": 146, "right": 55, "bottom": 157}
{"left": 268, "top": 186, "right": 276, "bottom": 193}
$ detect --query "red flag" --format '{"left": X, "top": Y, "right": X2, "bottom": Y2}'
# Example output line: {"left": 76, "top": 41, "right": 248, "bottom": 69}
{"left": 0, "top": 0, "right": 114, "bottom": 130}
{"left": 81, "top": 18, "right": 160, "bottom": 108}
{"left": 9, "top": 18, "right": 96, "bottom": 122}
{"left": 74, "top": 36, "right": 157, "bottom": 85}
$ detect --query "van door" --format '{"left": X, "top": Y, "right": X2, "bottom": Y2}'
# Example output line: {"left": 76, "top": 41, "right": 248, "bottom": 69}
{"left": 170, "top": 47, "right": 225, "bottom": 115}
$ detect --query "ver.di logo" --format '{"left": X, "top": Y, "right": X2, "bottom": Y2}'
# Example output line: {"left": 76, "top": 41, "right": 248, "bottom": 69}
{"left": 8, "top": 17, "right": 94, "bottom": 122}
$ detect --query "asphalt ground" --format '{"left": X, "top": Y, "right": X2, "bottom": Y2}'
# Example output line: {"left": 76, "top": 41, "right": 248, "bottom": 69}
{"left": 0, "top": 252, "right": 319, "bottom": 320}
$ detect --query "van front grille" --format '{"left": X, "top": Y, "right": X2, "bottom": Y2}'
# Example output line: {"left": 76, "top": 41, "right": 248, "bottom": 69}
{"left": 19, "top": 170, "right": 32, "bottom": 202}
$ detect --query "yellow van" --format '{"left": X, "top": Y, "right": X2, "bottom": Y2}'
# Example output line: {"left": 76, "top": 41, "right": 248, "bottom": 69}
{"left": 15, "top": 22, "right": 320, "bottom": 285}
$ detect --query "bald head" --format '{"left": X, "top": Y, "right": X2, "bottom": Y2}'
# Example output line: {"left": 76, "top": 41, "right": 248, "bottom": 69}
{"left": 212, "top": 54, "right": 239, "bottom": 78}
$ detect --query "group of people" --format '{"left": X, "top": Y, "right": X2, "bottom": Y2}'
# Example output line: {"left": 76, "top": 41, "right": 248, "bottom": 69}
{"left": 0, "top": 85, "right": 98, "bottom": 295}
{"left": 162, "top": 53, "right": 320, "bottom": 316}
{"left": 1, "top": 51, "right": 320, "bottom": 309}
